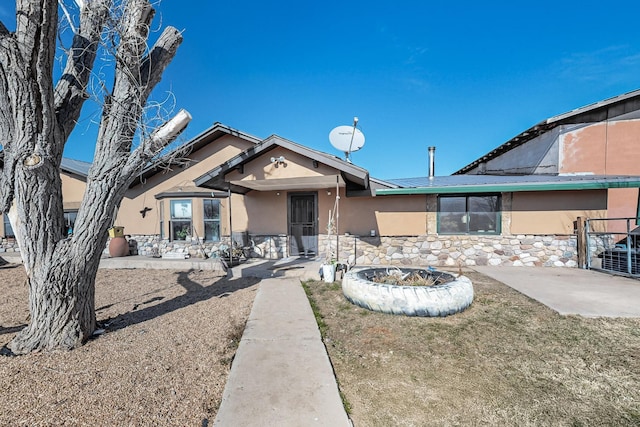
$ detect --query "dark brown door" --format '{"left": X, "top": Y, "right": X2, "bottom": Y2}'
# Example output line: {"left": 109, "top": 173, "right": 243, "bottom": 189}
{"left": 288, "top": 193, "right": 318, "bottom": 257}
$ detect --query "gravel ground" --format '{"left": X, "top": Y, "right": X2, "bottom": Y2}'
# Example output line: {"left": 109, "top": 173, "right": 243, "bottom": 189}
{"left": 0, "top": 261, "right": 259, "bottom": 426}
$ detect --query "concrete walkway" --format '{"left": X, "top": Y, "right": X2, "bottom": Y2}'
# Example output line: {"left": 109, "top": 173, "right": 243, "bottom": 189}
{"left": 213, "top": 276, "right": 350, "bottom": 427}
{"left": 473, "top": 266, "right": 640, "bottom": 317}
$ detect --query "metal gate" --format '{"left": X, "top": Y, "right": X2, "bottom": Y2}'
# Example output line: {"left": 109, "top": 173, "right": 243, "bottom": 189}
{"left": 288, "top": 193, "right": 318, "bottom": 257}
{"left": 585, "top": 217, "right": 640, "bottom": 278}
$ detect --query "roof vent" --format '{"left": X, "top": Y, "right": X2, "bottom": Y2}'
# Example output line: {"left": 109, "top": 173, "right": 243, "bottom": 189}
{"left": 428, "top": 146, "right": 436, "bottom": 179}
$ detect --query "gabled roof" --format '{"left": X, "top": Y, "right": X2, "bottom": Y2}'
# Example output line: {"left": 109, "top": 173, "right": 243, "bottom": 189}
{"left": 194, "top": 135, "right": 374, "bottom": 195}
{"left": 134, "top": 122, "right": 261, "bottom": 186}
{"left": 377, "top": 174, "right": 640, "bottom": 195}
{"left": 454, "top": 88, "right": 640, "bottom": 175}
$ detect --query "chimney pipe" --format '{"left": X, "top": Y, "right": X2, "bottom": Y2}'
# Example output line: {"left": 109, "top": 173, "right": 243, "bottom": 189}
{"left": 428, "top": 146, "right": 436, "bottom": 179}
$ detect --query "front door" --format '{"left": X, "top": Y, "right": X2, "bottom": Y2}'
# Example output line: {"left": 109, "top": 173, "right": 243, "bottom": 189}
{"left": 288, "top": 193, "right": 318, "bottom": 257}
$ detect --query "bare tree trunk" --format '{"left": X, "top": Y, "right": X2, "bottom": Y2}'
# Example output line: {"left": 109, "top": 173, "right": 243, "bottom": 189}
{"left": 12, "top": 249, "right": 101, "bottom": 351}
{"left": 1, "top": 0, "right": 187, "bottom": 354}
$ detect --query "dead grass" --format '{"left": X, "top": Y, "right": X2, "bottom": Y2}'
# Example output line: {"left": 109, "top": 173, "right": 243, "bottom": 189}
{"left": 305, "top": 270, "right": 640, "bottom": 427}
{"left": 371, "top": 270, "right": 438, "bottom": 286}
{"left": 0, "top": 264, "right": 259, "bottom": 426}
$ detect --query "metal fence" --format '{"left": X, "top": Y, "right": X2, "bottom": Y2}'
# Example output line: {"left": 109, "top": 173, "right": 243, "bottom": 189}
{"left": 585, "top": 217, "right": 640, "bottom": 278}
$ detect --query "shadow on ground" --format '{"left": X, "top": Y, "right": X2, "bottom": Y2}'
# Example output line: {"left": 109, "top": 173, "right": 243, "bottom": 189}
{"left": 102, "top": 270, "right": 260, "bottom": 333}
{"left": 233, "top": 257, "right": 318, "bottom": 280}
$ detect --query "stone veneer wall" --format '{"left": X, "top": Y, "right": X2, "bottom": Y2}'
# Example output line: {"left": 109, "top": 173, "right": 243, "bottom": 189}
{"left": 0, "top": 238, "right": 19, "bottom": 254}
{"left": 109, "top": 234, "right": 289, "bottom": 259}
{"left": 320, "top": 234, "right": 580, "bottom": 267}
{"left": 3, "top": 233, "right": 611, "bottom": 268}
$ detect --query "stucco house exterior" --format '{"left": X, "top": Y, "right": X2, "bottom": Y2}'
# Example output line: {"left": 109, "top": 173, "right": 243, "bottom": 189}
{"left": 2, "top": 90, "right": 640, "bottom": 268}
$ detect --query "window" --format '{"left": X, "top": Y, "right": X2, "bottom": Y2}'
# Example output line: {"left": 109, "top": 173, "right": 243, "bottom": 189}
{"left": 203, "top": 199, "right": 221, "bottom": 241}
{"left": 63, "top": 211, "right": 77, "bottom": 236}
{"left": 3, "top": 214, "right": 14, "bottom": 238}
{"left": 159, "top": 201, "right": 164, "bottom": 240}
{"left": 438, "top": 195, "right": 501, "bottom": 234}
{"left": 170, "top": 200, "right": 192, "bottom": 240}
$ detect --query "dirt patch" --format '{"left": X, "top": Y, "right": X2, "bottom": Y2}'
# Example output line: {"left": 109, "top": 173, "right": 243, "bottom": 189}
{"left": 0, "top": 264, "right": 260, "bottom": 425}
{"left": 305, "top": 270, "right": 640, "bottom": 426}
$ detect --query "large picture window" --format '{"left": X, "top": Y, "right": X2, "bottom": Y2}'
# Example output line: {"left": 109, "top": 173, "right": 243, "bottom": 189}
{"left": 203, "top": 199, "right": 221, "bottom": 241}
{"left": 170, "top": 200, "right": 192, "bottom": 240}
{"left": 438, "top": 194, "right": 501, "bottom": 234}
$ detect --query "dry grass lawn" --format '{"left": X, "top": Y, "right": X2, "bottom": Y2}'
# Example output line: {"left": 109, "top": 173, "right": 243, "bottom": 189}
{"left": 304, "top": 270, "right": 640, "bottom": 427}
{"left": 0, "top": 263, "right": 259, "bottom": 426}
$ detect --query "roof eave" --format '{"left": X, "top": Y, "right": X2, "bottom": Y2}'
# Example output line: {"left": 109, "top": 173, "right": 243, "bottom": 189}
{"left": 375, "top": 179, "right": 640, "bottom": 196}
{"left": 133, "top": 123, "right": 261, "bottom": 188}
{"left": 194, "top": 135, "right": 371, "bottom": 193}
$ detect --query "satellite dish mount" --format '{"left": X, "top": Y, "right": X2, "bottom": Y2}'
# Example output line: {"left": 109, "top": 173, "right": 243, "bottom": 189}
{"left": 329, "top": 117, "right": 365, "bottom": 163}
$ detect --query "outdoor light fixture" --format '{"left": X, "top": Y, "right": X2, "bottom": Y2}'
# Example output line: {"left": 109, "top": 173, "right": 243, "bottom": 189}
{"left": 271, "top": 156, "right": 287, "bottom": 167}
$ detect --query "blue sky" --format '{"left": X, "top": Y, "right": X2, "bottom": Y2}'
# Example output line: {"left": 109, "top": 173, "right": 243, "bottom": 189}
{"left": 3, "top": 1, "right": 640, "bottom": 178}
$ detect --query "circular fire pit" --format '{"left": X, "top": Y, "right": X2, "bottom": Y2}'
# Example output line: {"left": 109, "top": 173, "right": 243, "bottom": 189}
{"left": 342, "top": 267, "right": 473, "bottom": 317}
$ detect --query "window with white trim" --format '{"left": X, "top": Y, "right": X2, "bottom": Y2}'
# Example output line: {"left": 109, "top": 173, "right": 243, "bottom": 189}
{"left": 170, "top": 200, "right": 192, "bottom": 240}
{"left": 203, "top": 199, "right": 221, "bottom": 241}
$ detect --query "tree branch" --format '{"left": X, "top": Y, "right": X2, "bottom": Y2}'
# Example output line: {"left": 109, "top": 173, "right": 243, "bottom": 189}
{"left": 121, "top": 108, "right": 191, "bottom": 179}
{"left": 138, "top": 26, "right": 183, "bottom": 100}
{"left": 93, "top": 1, "right": 183, "bottom": 159}
{"left": 54, "top": 0, "right": 111, "bottom": 141}
{"left": 15, "top": 0, "right": 58, "bottom": 80}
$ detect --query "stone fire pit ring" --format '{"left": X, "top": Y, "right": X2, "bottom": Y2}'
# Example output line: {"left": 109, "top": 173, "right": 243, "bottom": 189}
{"left": 342, "top": 267, "right": 474, "bottom": 317}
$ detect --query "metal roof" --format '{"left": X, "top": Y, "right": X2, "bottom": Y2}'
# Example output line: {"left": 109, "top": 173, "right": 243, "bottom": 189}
{"left": 377, "top": 174, "right": 640, "bottom": 195}
{"left": 60, "top": 158, "right": 91, "bottom": 177}
{"left": 454, "top": 88, "right": 640, "bottom": 175}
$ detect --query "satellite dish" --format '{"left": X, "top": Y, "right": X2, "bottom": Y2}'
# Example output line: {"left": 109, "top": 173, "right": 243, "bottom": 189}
{"left": 329, "top": 118, "right": 365, "bottom": 162}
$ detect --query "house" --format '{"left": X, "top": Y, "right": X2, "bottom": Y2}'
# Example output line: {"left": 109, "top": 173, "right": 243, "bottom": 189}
{"left": 1, "top": 123, "right": 260, "bottom": 255}
{"left": 454, "top": 89, "right": 640, "bottom": 227}
{"left": 2, "top": 90, "right": 640, "bottom": 268}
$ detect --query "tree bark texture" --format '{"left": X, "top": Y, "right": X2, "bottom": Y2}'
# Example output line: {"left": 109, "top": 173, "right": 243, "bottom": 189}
{"left": 0, "top": 0, "right": 184, "bottom": 354}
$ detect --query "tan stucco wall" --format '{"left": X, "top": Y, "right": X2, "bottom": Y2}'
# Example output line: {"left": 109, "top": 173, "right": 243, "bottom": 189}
{"left": 604, "top": 120, "right": 640, "bottom": 174}
{"left": 60, "top": 173, "right": 86, "bottom": 209}
{"left": 560, "top": 123, "right": 608, "bottom": 174}
{"left": 559, "top": 119, "right": 640, "bottom": 231}
{"left": 558, "top": 119, "right": 640, "bottom": 175}
{"left": 244, "top": 191, "right": 288, "bottom": 235}
{"left": 227, "top": 147, "right": 336, "bottom": 182}
{"left": 240, "top": 188, "right": 428, "bottom": 238}
{"left": 510, "top": 190, "right": 607, "bottom": 234}
{"left": 339, "top": 195, "right": 427, "bottom": 236}
{"left": 116, "top": 134, "right": 254, "bottom": 237}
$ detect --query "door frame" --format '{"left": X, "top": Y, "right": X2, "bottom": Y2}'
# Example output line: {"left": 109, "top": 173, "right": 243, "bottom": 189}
{"left": 287, "top": 191, "right": 318, "bottom": 257}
